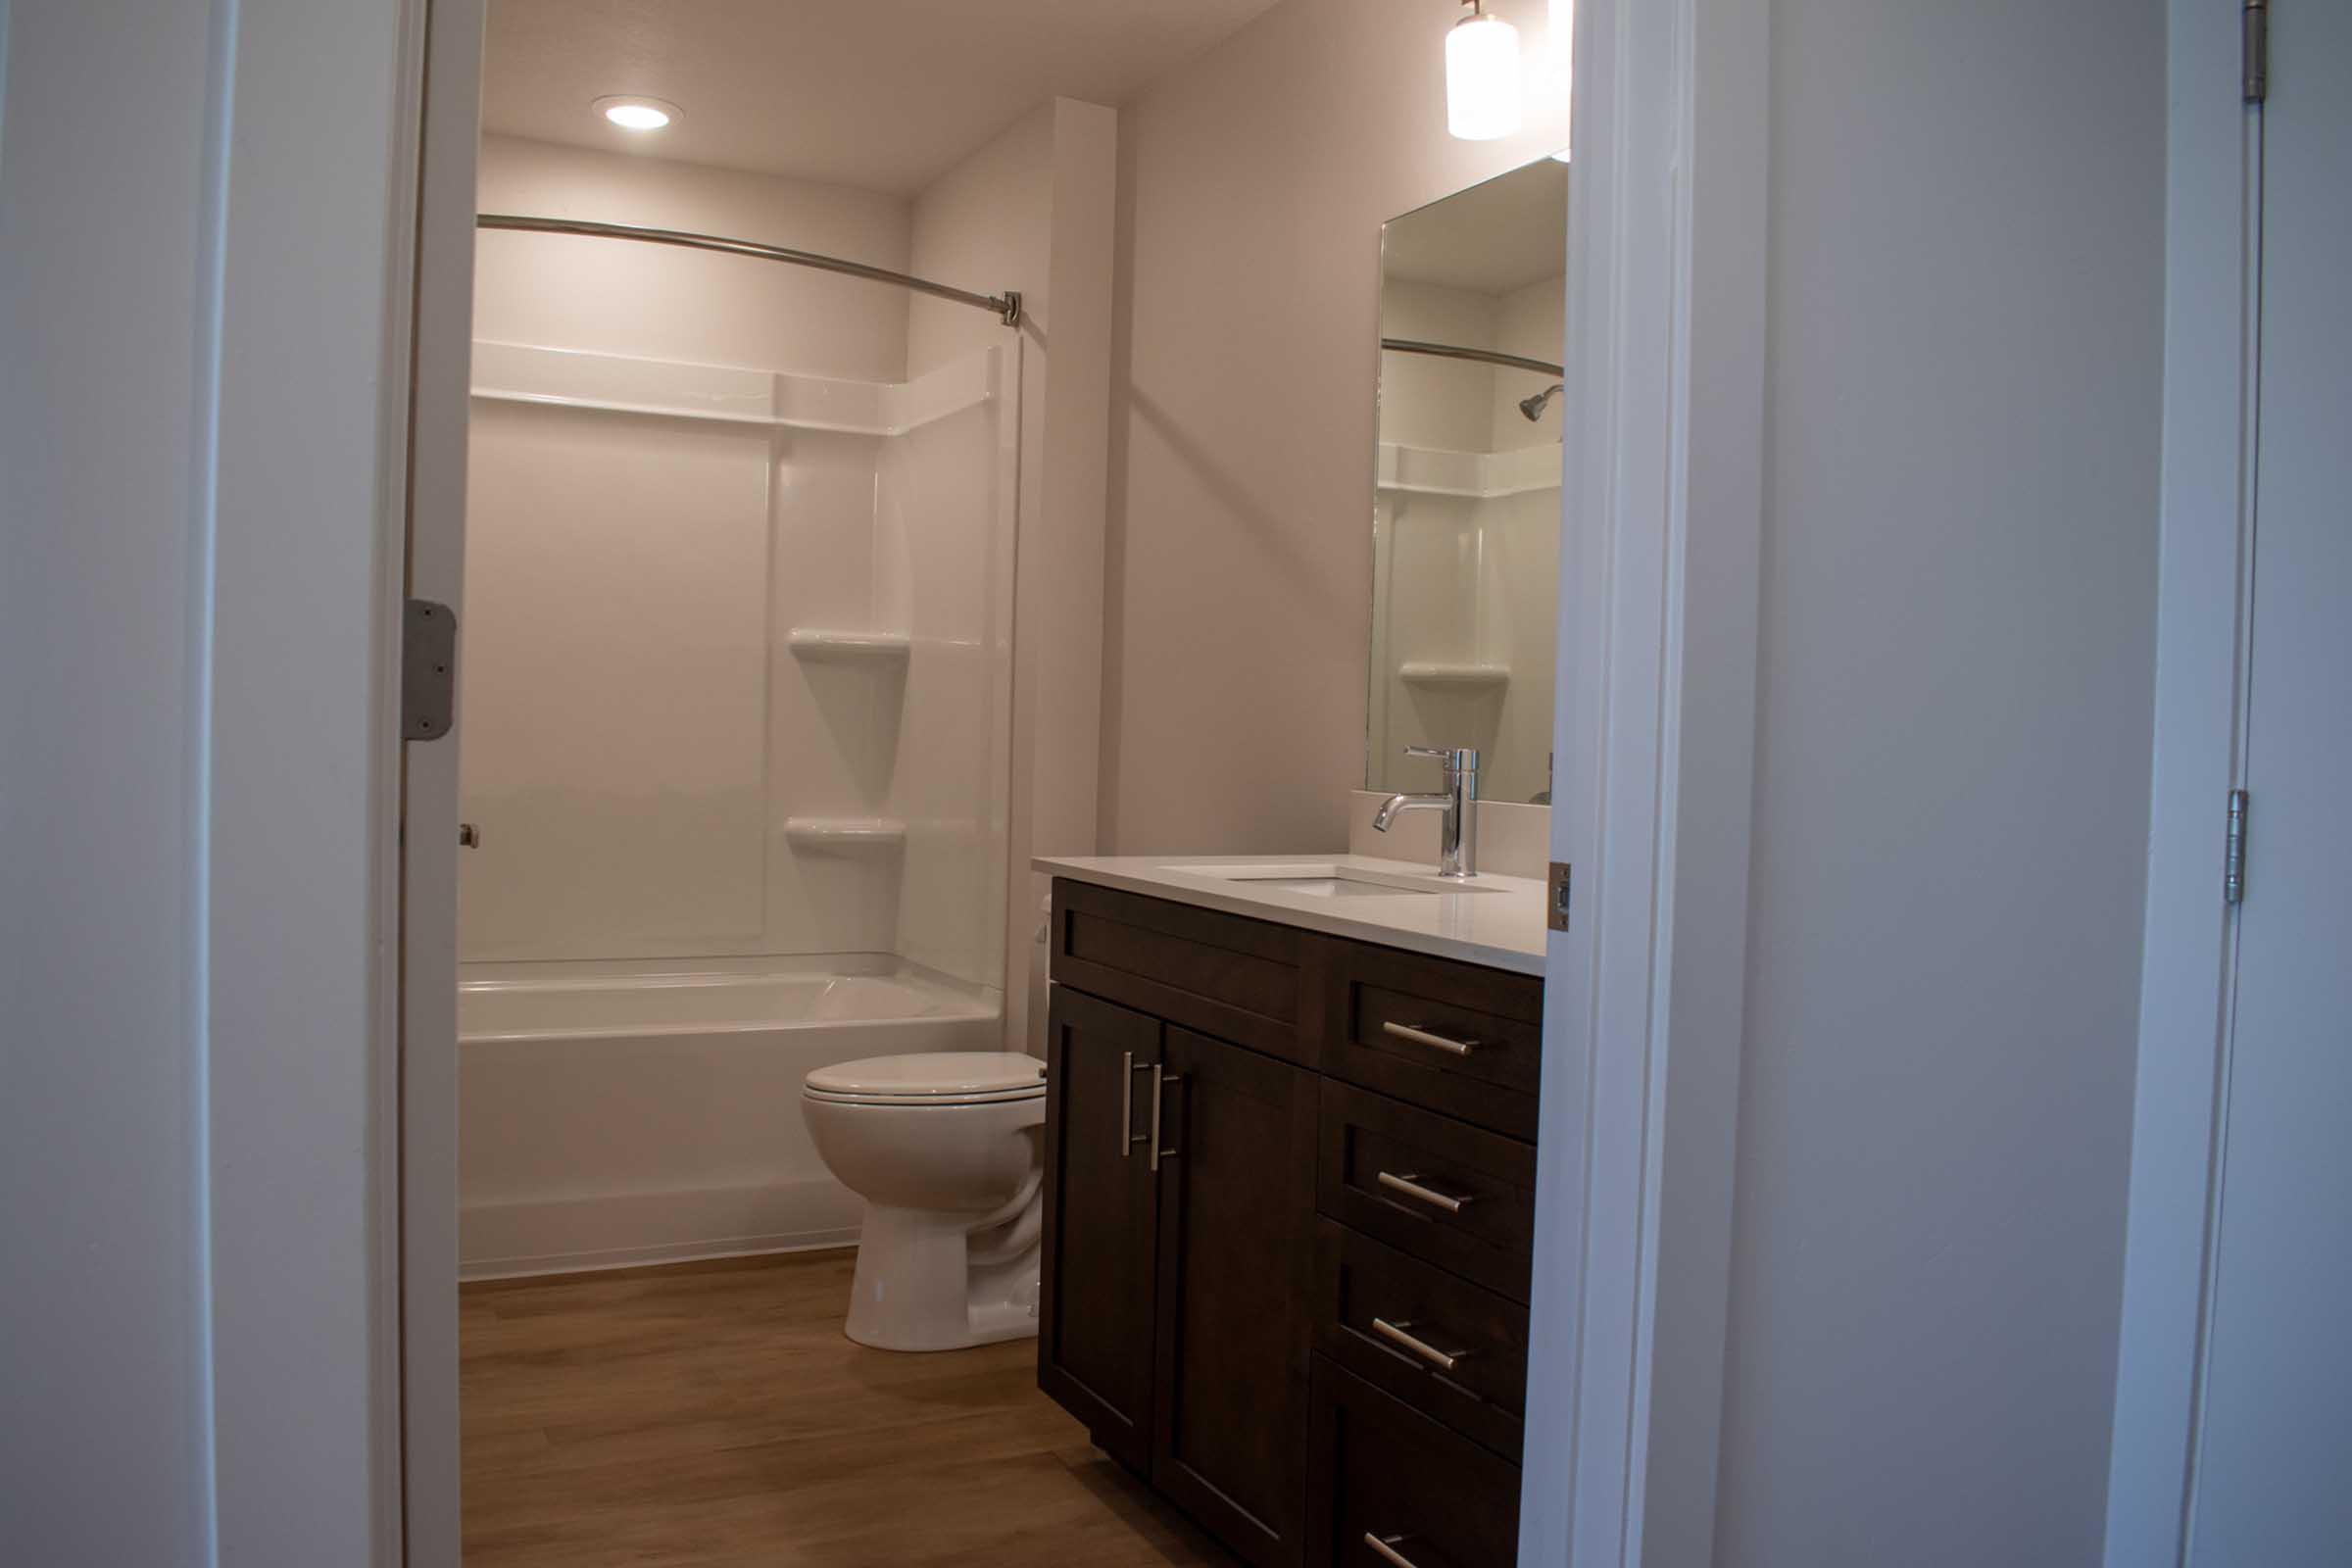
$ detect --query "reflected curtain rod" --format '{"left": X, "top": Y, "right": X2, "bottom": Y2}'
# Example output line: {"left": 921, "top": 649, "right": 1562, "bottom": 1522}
{"left": 476, "top": 213, "right": 1024, "bottom": 327}
{"left": 1381, "top": 337, "right": 1563, "bottom": 377}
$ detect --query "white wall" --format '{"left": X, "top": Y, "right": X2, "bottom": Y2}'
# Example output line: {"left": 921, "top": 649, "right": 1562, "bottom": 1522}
{"left": 1102, "top": 0, "right": 1570, "bottom": 854}
{"left": 474, "top": 134, "right": 909, "bottom": 377}
{"left": 2, "top": 0, "right": 412, "bottom": 1560}
{"left": 908, "top": 98, "right": 1119, "bottom": 1054}
{"left": 1711, "top": 3, "right": 2165, "bottom": 1563}
{"left": 2, "top": 7, "right": 223, "bottom": 1555}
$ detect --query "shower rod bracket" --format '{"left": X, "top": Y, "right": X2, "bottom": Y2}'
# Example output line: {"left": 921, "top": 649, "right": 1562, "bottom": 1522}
{"left": 477, "top": 214, "right": 1024, "bottom": 330}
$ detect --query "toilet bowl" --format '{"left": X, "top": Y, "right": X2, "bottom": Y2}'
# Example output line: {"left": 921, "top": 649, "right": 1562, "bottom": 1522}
{"left": 801, "top": 1052, "right": 1047, "bottom": 1351}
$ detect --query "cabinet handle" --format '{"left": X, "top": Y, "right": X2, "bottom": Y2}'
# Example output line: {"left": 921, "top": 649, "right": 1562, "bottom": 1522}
{"left": 1120, "top": 1052, "right": 1152, "bottom": 1158}
{"left": 1370, "top": 1316, "right": 1471, "bottom": 1373}
{"left": 1363, "top": 1535, "right": 1426, "bottom": 1568}
{"left": 1149, "top": 1066, "right": 1185, "bottom": 1171}
{"left": 1382, "top": 1020, "right": 1477, "bottom": 1056}
{"left": 1376, "top": 1170, "right": 1473, "bottom": 1214}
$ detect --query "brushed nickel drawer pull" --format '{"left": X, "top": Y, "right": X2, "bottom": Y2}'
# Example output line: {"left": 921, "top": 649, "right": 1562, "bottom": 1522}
{"left": 1370, "top": 1316, "right": 1470, "bottom": 1373}
{"left": 1376, "top": 1170, "right": 1472, "bottom": 1214}
{"left": 1120, "top": 1052, "right": 1152, "bottom": 1158}
{"left": 1364, "top": 1534, "right": 1424, "bottom": 1568}
{"left": 1149, "top": 1067, "right": 1185, "bottom": 1171}
{"left": 1382, "top": 1020, "right": 1478, "bottom": 1056}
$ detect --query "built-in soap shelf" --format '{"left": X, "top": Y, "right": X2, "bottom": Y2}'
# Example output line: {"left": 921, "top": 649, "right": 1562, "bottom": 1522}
{"left": 783, "top": 816, "right": 907, "bottom": 853}
{"left": 786, "top": 628, "right": 911, "bottom": 664}
{"left": 1398, "top": 661, "right": 1511, "bottom": 688}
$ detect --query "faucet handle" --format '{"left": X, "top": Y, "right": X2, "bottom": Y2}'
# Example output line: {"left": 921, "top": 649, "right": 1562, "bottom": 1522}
{"left": 1404, "top": 745, "right": 1479, "bottom": 772}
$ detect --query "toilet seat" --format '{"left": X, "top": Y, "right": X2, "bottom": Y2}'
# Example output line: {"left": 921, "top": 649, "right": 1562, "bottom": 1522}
{"left": 803, "top": 1052, "right": 1046, "bottom": 1107}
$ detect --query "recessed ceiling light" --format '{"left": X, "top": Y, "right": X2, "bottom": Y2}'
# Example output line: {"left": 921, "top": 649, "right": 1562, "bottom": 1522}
{"left": 594, "top": 96, "right": 679, "bottom": 132}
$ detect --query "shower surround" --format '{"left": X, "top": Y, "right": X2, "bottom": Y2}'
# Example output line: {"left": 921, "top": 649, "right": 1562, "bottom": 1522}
{"left": 454, "top": 139, "right": 1019, "bottom": 1275}
{"left": 457, "top": 338, "right": 1017, "bottom": 1276}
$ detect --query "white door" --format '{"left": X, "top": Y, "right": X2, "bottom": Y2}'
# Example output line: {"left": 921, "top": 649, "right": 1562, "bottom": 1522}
{"left": 2185, "top": 7, "right": 2352, "bottom": 1560}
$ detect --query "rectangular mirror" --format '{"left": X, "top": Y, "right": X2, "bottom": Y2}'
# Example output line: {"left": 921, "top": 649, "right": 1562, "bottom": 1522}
{"left": 1366, "top": 157, "right": 1567, "bottom": 806}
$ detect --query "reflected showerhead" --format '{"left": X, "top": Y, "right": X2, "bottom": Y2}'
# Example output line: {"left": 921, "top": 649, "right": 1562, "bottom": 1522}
{"left": 1518, "top": 382, "right": 1564, "bottom": 421}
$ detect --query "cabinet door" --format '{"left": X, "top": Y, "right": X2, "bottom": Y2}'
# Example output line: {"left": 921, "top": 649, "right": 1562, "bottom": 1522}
{"left": 1039, "top": 985, "right": 1162, "bottom": 1469}
{"left": 1151, "top": 1027, "right": 1320, "bottom": 1565}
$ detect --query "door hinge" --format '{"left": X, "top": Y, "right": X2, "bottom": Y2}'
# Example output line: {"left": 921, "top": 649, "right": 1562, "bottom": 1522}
{"left": 2224, "top": 788, "right": 2249, "bottom": 906}
{"left": 1547, "top": 860, "right": 1573, "bottom": 933}
{"left": 402, "top": 599, "right": 458, "bottom": 741}
{"left": 2244, "top": 0, "right": 2268, "bottom": 103}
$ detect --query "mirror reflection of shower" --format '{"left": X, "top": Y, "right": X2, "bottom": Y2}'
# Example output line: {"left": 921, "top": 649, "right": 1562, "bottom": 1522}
{"left": 1367, "top": 155, "right": 1569, "bottom": 807}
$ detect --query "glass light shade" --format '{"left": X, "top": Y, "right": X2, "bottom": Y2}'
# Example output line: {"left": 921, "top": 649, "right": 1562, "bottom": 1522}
{"left": 1446, "top": 13, "right": 1523, "bottom": 141}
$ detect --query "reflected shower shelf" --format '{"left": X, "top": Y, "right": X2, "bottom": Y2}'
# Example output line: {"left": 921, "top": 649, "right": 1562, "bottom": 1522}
{"left": 787, "top": 629, "right": 911, "bottom": 663}
{"left": 783, "top": 817, "right": 907, "bottom": 852}
{"left": 1398, "top": 662, "right": 1511, "bottom": 687}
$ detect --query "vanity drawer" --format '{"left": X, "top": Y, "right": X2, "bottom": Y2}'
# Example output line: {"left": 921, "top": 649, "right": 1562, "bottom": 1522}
{"left": 1311, "top": 1220, "right": 1527, "bottom": 1460}
{"left": 1050, "top": 879, "right": 1308, "bottom": 1064}
{"left": 1308, "top": 1358, "right": 1521, "bottom": 1568}
{"left": 1316, "top": 940, "right": 1543, "bottom": 1140}
{"left": 1317, "top": 1082, "right": 1538, "bottom": 1302}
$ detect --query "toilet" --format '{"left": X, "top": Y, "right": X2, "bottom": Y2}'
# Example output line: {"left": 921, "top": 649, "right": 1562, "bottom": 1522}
{"left": 801, "top": 1052, "right": 1047, "bottom": 1352}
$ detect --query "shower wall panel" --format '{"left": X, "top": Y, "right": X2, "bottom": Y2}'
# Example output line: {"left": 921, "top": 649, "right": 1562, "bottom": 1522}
{"left": 460, "top": 404, "right": 775, "bottom": 955}
{"left": 458, "top": 343, "right": 1013, "bottom": 988}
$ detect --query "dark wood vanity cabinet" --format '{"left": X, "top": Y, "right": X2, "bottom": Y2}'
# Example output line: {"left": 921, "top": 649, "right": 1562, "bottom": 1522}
{"left": 1038, "top": 985, "right": 1164, "bottom": 1471}
{"left": 1040, "top": 879, "right": 1544, "bottom": 1568}
{"left": 1040, "top": 986, "right": 1318, "bottom": 1563}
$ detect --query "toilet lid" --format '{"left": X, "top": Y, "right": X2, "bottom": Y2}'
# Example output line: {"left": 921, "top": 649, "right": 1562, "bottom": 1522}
{"left": 803, "top": 1052, "right": 1046, "bottom": 1104}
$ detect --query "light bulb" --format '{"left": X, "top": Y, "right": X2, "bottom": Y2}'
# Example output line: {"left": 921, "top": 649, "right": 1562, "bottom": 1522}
{"left": 1446, "top": 6, "right": 1523, "bottom": 142}
{"left": 594, "top": 96, "right": 679, "bottom": 132}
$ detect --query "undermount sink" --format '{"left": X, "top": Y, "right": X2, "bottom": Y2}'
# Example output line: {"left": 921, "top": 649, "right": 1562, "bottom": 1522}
{"left": 1161, "top": 862, "right": 1501, "bottom": 898}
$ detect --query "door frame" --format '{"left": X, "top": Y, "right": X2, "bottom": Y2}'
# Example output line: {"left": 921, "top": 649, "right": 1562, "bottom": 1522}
{"left": 1519, "top": 0, "right": 1767, "bottom": 1563}
{"left": 396, "top": 0, "right": 489, "bottom": 1562}
{"left": 2102, "top": 4, "right": 2264, "bottom": 1563}
{"left": 375, "top": 0, "right": 1777, "bottom": 1562}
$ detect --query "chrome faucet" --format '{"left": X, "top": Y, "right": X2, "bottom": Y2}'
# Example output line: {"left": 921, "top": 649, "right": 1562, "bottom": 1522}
{"left": 1373, "top": 746, "right": 1480, "bottom": 878}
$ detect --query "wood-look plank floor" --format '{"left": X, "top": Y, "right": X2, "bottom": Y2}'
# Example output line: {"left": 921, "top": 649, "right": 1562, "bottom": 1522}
{"left": 461, "top": 1250, "right": 1235, "bottom": 1567}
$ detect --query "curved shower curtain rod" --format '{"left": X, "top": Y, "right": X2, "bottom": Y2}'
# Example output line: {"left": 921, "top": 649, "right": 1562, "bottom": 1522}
{"left": 1381, "top": 336, "right": 1563, "bottom": 377}
{"left": 476, "top": 213, "right": 1024, "bottom": 328}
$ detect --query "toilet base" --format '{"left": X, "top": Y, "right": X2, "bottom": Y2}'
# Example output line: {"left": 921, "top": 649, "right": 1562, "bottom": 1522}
{"left": 842, "top": 1201, "right": 1042, "bottom": 1353}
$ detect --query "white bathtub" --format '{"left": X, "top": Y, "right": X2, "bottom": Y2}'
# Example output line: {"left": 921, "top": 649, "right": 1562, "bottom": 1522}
{"left": 458, "top": 955, "right": 1003, "bottom": 1279}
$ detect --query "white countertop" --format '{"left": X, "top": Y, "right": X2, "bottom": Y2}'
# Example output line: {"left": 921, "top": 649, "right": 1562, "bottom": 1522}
{"left": 1034, "top": 853, "right": 1548, "bottom": 977}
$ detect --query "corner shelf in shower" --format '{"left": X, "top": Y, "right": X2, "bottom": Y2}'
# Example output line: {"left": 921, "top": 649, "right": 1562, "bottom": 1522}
{"left": 786, "top": 628, "right": 911, "bottom": 664}
{"left": 1398, "top": 661, "right": 1511, "bottom": 688}
{"left": 783, "top": 816, "right": 907, "bottom": 853}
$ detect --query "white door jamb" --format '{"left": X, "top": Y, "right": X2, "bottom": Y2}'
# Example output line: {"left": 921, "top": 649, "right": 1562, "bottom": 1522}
{"left": 2102, "top": 4, "right": 2263, "bottom": 1563}
{"left": 1519, "top": 0, "right": 1767, "bottom": 1563}
{"left": 396, "top": 1, "right": 488, "bottom": 1562}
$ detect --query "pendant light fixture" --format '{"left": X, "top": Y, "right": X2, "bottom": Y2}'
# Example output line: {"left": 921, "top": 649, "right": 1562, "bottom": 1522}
{"left": 1446, "top": 0, "right": 1523, "bottom": 141}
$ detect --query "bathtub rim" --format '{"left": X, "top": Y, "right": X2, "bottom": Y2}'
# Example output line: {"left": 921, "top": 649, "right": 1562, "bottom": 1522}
{"left": 458, "top": 950, "right": 1003, "bottom": 1045}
